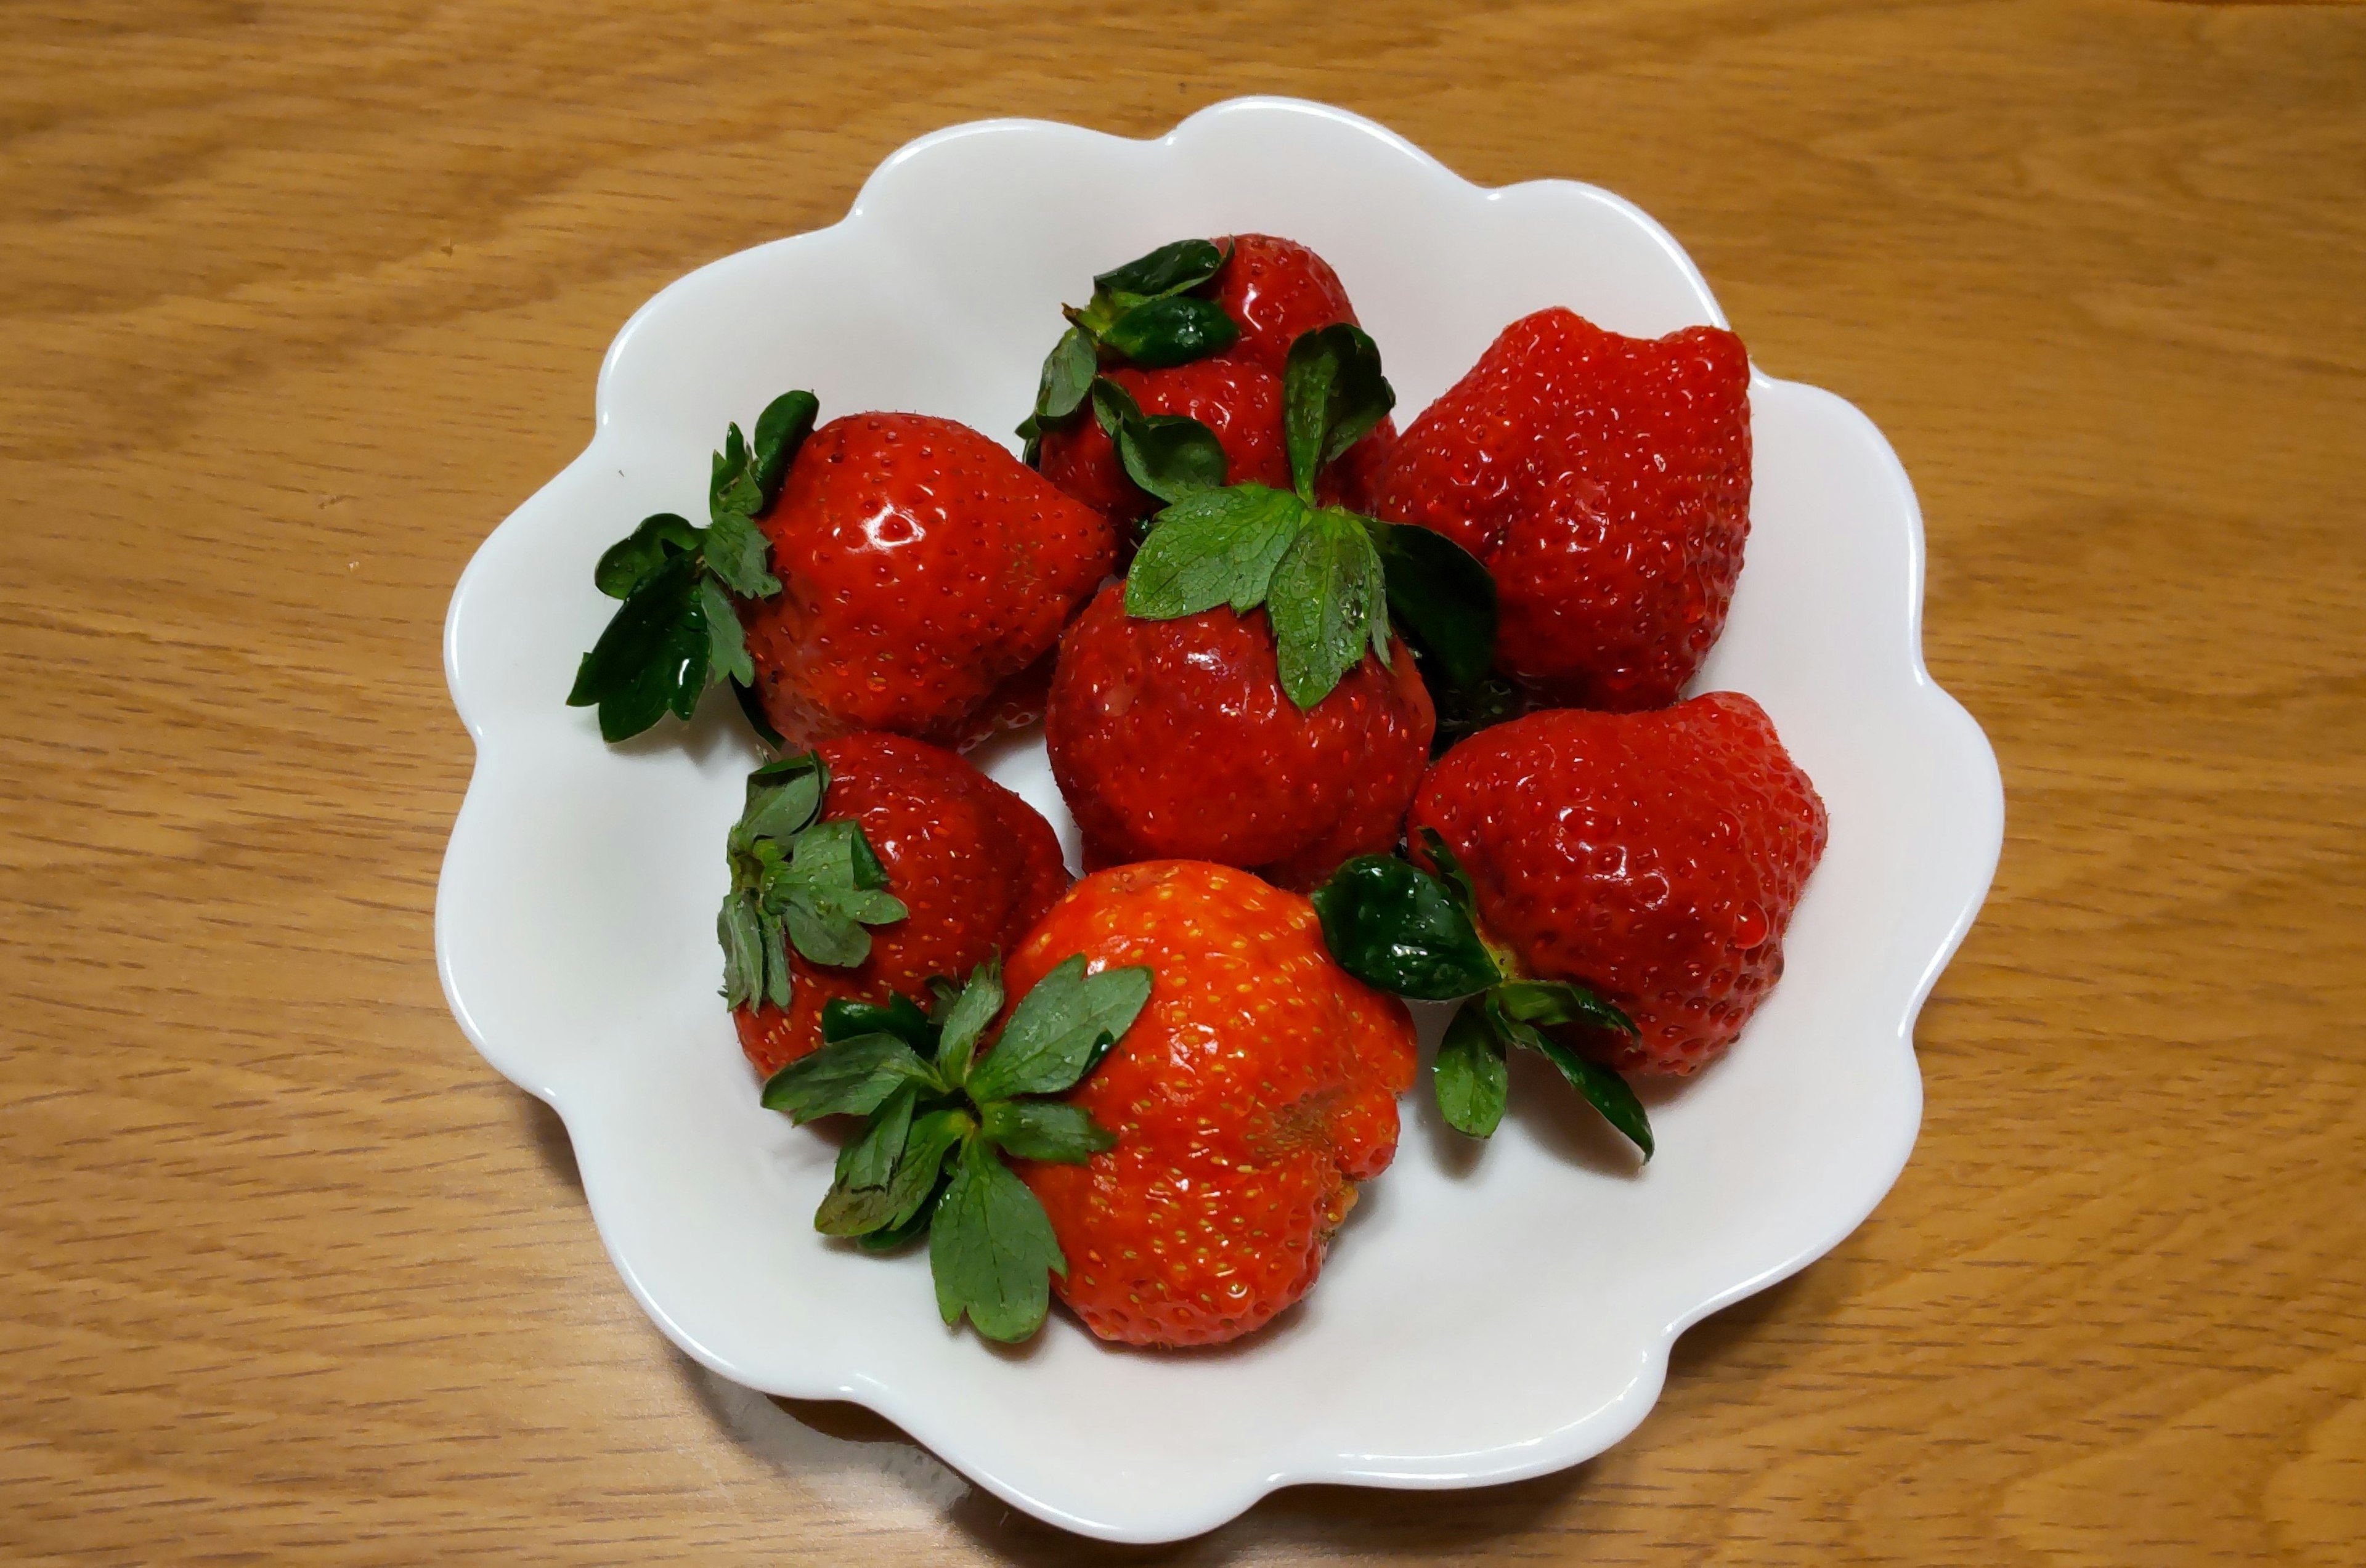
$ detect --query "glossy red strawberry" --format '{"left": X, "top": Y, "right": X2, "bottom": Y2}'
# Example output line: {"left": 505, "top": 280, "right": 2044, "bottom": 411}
{"left": 1004, "top": 859, "right": 1417, "bottom": 1347}
{"left": 741, "top": 413, "right": 1118, "bottom": 749}
{"left": 1407, "top": 693, "right": 1826, "bottom": 1076}
{"left": 731, "top": 733, "right": 1068, "bottom": 1077}
{"left": 1046, "top": 583, "right": 1435, "bottom": 892}
{"left": 1376, "top": 307, "right": 1752, "bottom": 711}
{"left": 1036, "top": 359, "right": 1291, "bottom": 534}
{"left": 1206, "top": 234, "right": 1362, "bottom": 376}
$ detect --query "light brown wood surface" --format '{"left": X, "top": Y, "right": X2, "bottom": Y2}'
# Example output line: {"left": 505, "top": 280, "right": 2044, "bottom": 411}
{"left": 4, "top": 2, "right": 2362, "bottom": 1562}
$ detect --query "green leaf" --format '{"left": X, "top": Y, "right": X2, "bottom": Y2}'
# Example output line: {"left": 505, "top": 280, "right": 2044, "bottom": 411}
{"left": 1371, "top": 518, "right": 1497, "bottom": 690}
{"left": 1266, "top": 508, "right": 1384, "bottom": 709}
{"left": 1282, "top": 323, "right": 1394, "bottom": 500}
{"left": 929, "top": 1135, "right": 1066, "bottom": 1342}
{"left": 882, "top": 1108, "right": 971, "bottom": 1232}
{"left": 978, "top": 1099, "right": 1116, "bottom": 1163}
{"left": 1092, "top": 238, "right": 1227, "bottom": 300}
{"left": 1309, "top": 855, "right": 1503, "bottom": 1000}
{"left": 1104, "top": 295, "right": 1238, "bottom": 368}
{"left": 814, "top": 1084, "right": 920, "bottom": 1235}
{"left": 1434, "top": 1002, "right": 1510, "bottom": 1138}
{"left": 756, "top": 908, "right": 792, "bottom": 1009}
{"left": 934, "top": 959, "right": 1004, "bottom": 1087}
{"left": 766, "top": 818, "right": 909, "bottom": 968}
{"left": 823, "top": 991, "right": 936, "bottom": 1052}
{"left": 712, "top": 423, "right": 749, "bottom": 518}
{"left": 718, "top": 893, "right": 767, "bottom": 1011}
{"left": 1491, "top": 978, "right": 1640, "bottom": 1039}
{"left": 702, "top": 505, "right": 781, "bottom": 599}
{"left": 566, "top": 550, "right": 710, "bottom": 741}
{"left": 734, "top": 754, "right": 826, "bottom": 848}
{"left": 856, "top": 1179, "right": 946, "bottom": 1252}
{"left": 699, "top": 576, "right": 754, "bottom": 688}
{"left": 730, "top": 677, "right": 784, "bottom": 749}
{"left": 593, "top": 513, "right": 700, "bottom": 599}
{"left": 1495, "top": 1005, "right": 1654, "bottom": 1160}
{"left": 1416, "top": 827, "right": 1481, "bottom": 913}
{"left": 1032, "top": 327, "right": 1098, "bottom": 427}
{"left": 1422, "top": 661, "right": 1522, "bottom": 754}
{"left": 1124, "top": 484, "right": 1307, "bottom": 621}
{"left": 782, "top": 895, "right": 869, "bottom": 969}
{"left": 842, "top": 1083, "right": 917, "bottom": 1191}
{"left": 1121, "top": 414, "right": 1227, "bottom": 505}
{"left": 966, "top": 956, "right": 1154, "bottom": 1103}
{"left": 760, "top": 1033, "right": 936, "bottom": 1123}
{"left": 749, "top": 389, "right": 819, "bottom": 506}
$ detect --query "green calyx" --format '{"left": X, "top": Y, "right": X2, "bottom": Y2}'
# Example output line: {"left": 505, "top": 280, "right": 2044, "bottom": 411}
{"left": 760, "top": 953, "right": 1156, "bottom": 1343}
{"left": 717, "top": 752, "right": 909, "bottom": 1013}
{"left": 1016, "top": 238, "right": 1238, "bottom": 460}
{"left": 566, "top": 390, "right": 818, "bottom": 742}
{"left": 1121, "top": 323, "right": 1499, "bottom": 710}
{"left": 1310, "top": 829, "right": 1653, "bottom": 1158}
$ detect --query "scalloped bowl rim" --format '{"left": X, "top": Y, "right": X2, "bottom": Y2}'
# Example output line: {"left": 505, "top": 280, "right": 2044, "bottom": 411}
{"left": 436, "top": 97, "right": 2004, "bottom": 1543}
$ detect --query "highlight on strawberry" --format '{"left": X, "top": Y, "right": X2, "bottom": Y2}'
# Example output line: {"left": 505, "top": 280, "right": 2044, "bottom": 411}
{"left": 760, "top": 953, "right": 1154, "bottom": 1344}
{"left": 722, "top": 734, "right": 1068, "bottom": 1078}
{"left": 567, "top": 390, "right": 817, "bottom": 742}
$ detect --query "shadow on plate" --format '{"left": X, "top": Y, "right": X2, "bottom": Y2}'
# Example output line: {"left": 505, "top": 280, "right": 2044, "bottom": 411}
{"left": 518, "top": 1081, "right": 1818, "bottom": 1559}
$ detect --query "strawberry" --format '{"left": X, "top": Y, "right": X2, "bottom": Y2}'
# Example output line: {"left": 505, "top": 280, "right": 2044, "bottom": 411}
{"left": 1045, "top": 323, "right": 1497, "bottom": 891}
{"left": 1046, "top": 582, "right": 1434, "bottom": 891}
{"left": 1005, "top": 860, "right": 1417, "bottom": 1346}
{"left": 738, "top": 411, "right": 1118, "bottom": 750}
{"left": 1374, "top": 307, "right": 1753, "bottom": 712}
{"left": 1204, "top": 232, "right": 1362, "bottom": 377}
{"left": 1036, "top": 359, "right": 1291, "bottom": 536}
{"left": 1020, "top": 237, "right": 1392, "bottom": 537}
{"left": 1314, "top": 693, "right": 1826, "bottom": 1150}
{"left": 722, "top": 734, "right": 1068, "bottom": 1078}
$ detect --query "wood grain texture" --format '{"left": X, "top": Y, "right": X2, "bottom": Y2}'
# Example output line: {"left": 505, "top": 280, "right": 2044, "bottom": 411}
{"left": 3, "top": 1, "right": 2362, "bottom": 1561}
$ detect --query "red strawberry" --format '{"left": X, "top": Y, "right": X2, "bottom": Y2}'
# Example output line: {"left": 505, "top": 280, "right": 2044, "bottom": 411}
{"left": 1004, "top": 859, "right": 1417, "bottom": 1346}
{"left": 1407, "top": 693, "right": 1826, "bottom": 1076}
{"left": 729, "top": 733, "right": 1068, "bottom": 1078}
{"left": 1046, "top": 583, "right": 1435, "bottom": 892}
{"left": 1375, "top": 307, "right": 1752, "bottom": 712}
{"left": 741, "top": 413, "right": 1118, "bottom": 749}
{"left": 1205, "top": 234, "right": 1362, "bottom": 376}
{"left": 1036, "top": 359, "right": 1291, "bottom": 534}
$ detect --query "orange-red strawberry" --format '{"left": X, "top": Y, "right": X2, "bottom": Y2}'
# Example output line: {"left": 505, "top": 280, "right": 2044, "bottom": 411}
{"left": 741, "top": 413, "right": 1116, "bottom": 749}
{"left": 726, "top": 733, "right": 1068, "bottom": 1078}
{"left": 1046, "top": 583, "right": 1435, "bottom": 892}
{"left": 1376, "top": 307, "right": 1752, "bottom": 712}
{"left": 1407, "top": 694, "right": 1826, "bottom": 1076}
{"left": 1002, "top": 860, "right": 1417, "bottom": 1347}
{"left": 1036, "top": 359, "right": 1291, "bottom": 534}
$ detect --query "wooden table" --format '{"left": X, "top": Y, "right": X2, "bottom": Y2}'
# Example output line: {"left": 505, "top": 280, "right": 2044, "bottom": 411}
{"left": 6, "top": 3, "right": 2360, "bottom": 1561}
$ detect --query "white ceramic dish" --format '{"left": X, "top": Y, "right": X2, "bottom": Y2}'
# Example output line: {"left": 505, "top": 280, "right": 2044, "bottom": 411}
{"left": 437, "top": 97, "right": 2003, "bottom": 1543}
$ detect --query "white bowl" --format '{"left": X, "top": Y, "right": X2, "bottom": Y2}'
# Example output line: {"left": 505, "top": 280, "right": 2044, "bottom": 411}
{"left": 437, "top": 96, "right": 2003, "bottom": 1543}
